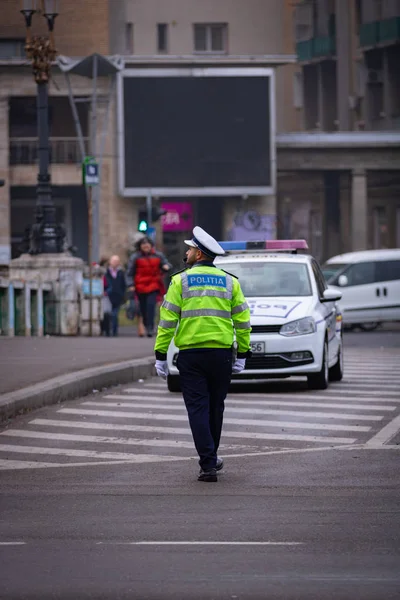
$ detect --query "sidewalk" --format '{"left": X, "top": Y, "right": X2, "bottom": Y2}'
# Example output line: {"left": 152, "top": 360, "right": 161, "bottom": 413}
{"left": 0, "top": 329, "right": 155, "bottom": 395}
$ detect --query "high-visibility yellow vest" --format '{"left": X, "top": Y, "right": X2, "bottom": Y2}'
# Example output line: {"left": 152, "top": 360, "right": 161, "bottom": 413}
{"left": 154, "top": 264, "right": 251, "bottom": 357}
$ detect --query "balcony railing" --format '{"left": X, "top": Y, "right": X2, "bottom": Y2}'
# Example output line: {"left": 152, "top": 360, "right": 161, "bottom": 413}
{"left": 9, "top": 137, "right": 89, "bottom": 166}
{"left": 296, "top": 40, "right": 314, "bottom": 62}
{"left": 360, "top": 17, "right": 400, "bottom": 47}
{"left": 313, "top": 35, "right": 336, "bottom": 57}
{"left": 359, "top": 22, "right": 380, "bottom": 46}
{"left": 379, "top": 16, "right": 400, "bottom": 43}
{"left": 296, "top": 35, "right": 336, "bottom": 62}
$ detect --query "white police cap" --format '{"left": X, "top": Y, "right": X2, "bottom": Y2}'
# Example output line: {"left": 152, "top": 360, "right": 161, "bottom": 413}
{"left": 184, "top": 226, "right": 225, "bottom": 257}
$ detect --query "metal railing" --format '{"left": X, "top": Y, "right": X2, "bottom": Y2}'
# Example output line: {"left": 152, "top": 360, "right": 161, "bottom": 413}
{"left": 9, "top": 137, "right": 89, "bottom": 166}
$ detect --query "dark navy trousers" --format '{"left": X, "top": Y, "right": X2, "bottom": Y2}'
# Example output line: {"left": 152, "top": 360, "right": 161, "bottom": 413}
{"left": 177, "top": 348, "right": 232, "bottom": 471}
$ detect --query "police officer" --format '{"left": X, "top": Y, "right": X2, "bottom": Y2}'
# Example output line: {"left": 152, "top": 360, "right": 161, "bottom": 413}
{"left": 154, "top": 226, "right": 252, "bottom": 482}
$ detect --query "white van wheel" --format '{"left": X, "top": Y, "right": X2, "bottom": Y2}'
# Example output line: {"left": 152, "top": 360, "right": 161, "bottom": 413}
{"left": 359, "top": 322, "right": 380, "bottom": 332}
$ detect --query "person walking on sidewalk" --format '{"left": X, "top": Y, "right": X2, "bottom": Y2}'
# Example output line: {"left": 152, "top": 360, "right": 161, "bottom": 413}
{"left": 99, "top": 256, "right": 110, "bottom": 336}
{"left": 154, "top": 226, "right": 252, "bottom": 482}
{"left": 104, "top": 255, "right": 127, "bottom": 337}
{"left": 127, "top": 236, "right": 171, "bottom": 338}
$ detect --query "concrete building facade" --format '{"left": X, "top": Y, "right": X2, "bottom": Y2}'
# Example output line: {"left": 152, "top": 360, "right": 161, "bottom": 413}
{"left": 289, "top": 0, "right": 400, "bottom": 260}
{"left": 0, "top": 0, "right": 399, "bottom": 271}
{"left": 1, "top": 0, "right": 298, "bottom": 270}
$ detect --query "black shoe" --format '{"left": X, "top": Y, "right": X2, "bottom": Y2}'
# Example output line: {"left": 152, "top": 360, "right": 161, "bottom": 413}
{"left": 216, "top": 457, "right": 224, "bottom": 471}
{"left": 198, "top": 468, "right": 217, "bottom": 482}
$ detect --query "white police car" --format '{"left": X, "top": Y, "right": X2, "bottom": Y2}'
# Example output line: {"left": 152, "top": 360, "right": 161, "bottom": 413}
{"left": 166, "top": 240, "right": 343, "bottom": 392}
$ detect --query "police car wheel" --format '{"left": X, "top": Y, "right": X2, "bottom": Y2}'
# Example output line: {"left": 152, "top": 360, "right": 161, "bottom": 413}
{"left": 329, "top": 338, "right": 344, "bottom": 382}
{"left": 359, "top": 322, "right": 379, "bottom": 332}
{"left": 167, "top": 374, "right": 181, "bottom": 393}
{"left": 307, "top": 340, "right": 329, "bottom": 390}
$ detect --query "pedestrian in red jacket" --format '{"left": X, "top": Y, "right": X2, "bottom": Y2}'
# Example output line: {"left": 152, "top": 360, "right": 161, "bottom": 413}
{"left": 127, "top": 237, "right": 171, "bottom": 337}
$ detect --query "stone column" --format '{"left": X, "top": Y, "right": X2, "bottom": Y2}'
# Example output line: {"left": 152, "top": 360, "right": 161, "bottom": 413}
{"left": 351, "top": 168, "right": 368, "bottom": 251}
{"left": 10, "top": 254, "right": 85, "bottom": 336}
{"left": 0, "top": 97, "right": 10, "bottom": 266}
{"left": 335, "top": 0, "right": 351, "bottom": 131}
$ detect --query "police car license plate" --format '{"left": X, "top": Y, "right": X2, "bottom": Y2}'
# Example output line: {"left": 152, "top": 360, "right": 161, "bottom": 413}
{"left": 250, "top": 342, "right": 265, "bottom": 354}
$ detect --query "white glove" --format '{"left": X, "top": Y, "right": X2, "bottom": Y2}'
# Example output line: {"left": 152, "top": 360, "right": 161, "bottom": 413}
{"left": 155, "top": 360, "right": 169, "bottom": 380}
{"left": 232, "top": 358, "right": 246, "bottom": 374}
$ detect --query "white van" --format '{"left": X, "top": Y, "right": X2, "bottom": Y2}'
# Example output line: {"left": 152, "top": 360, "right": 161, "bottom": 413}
{"left": 322, "top": 249, "right": 400, "bottom": 328}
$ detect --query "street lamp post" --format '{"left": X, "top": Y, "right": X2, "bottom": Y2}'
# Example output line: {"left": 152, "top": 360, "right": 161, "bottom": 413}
{"left": 20, "top": 0, "right": 65, "bottom": 254}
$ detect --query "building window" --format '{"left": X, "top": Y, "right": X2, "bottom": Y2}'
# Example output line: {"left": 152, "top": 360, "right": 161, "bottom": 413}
{"left": 125, "top": 23, "right": 134, "bottom": 54}
{"left": 396, "top": 207, "right": 400, "bottom": 247}
{"left": 373, "top": 0, "right": 383, "bottom": 21}
{"left": 194, "top": 24, "right": 227, "bottom": 53}
{"left": 0, "top": 39, "right": 25, "bottom": 59}
{"left": 157, "top": 23, "right": 168, "bottom": 53}
{"left": 293, "top": 72, "right": 303, "bottom": 109}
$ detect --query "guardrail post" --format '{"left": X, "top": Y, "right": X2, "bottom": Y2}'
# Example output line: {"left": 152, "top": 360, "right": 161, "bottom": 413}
{"left": 37, "top": 285, "right": 44, "bottom": 337}
{"left": 24, "top": 283, "right": 31, "bottom": 337}
{"left": 8, "top": 283, "right": 15, "bottom": 337}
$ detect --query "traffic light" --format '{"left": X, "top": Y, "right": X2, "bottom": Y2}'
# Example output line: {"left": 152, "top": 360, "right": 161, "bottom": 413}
{"left": 138, "top": 210, "right": 148, "bottom": 232}
{"left": 137, "top": 205, "right": 168, "bottom": 232}
{"left": 151, "top": 206, "right": 168, "bottom": 222}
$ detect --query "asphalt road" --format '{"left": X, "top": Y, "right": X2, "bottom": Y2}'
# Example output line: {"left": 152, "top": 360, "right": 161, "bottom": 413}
{"left": 1, "top": 329, "right": 399, "bottom": 600}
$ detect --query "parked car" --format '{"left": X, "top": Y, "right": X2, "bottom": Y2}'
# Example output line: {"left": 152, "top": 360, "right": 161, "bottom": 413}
{"left": 167, "top": 239, "right": 343, "bottom": 392}
{"left": 322, "top": 249, "right": 400, "bottom": 330}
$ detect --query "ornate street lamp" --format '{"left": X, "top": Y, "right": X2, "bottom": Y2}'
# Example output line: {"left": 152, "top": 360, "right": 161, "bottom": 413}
{"left": 20, "top": 0, "right": 65, "bottom": 254}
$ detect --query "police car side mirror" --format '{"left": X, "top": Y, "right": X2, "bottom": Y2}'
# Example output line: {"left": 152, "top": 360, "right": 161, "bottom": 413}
{"left": 337, "top": 274, "right": 348, "bottom": 287}
{"left": 321, "top": 288, "right": 342, "bottom": 303}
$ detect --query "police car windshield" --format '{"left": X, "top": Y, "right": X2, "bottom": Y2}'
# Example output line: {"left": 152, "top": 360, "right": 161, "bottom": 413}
{"left": 321, "top": 263, "right": 349, "bottom": 282}
{"left": 220, "top": 262, "right": 312, "bottom": 297}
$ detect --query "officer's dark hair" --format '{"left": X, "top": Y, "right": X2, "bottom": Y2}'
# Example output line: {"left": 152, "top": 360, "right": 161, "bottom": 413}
{"left": 198, "top": 249, "right": 216, "bottom": 262}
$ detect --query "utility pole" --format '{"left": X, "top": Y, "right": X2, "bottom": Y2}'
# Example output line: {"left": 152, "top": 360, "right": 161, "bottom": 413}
{"left": 146, "top": 193, "right": 153, "bottom": 229}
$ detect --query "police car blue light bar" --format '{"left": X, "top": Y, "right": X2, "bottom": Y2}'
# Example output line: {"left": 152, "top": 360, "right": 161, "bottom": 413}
{"left": 218, "top": 239, "right": 309, "bottom": 252}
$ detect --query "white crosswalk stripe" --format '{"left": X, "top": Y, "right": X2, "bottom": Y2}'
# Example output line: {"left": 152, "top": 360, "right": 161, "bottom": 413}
{"left": 60, "top": 406, "right": 372, "bottom": 432}
{"left": 0, "top": 348, "right": 399, "bottom": 470}
{"left": 83, "top": 399, "right": 383, "bottom": 421}
{"left": 107, "top": 392, "right": 396, "bottom": 409}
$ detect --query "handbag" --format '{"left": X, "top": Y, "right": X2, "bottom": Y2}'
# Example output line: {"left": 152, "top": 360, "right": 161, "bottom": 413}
{"left": 125, "top": 293, "right": 140, "bottom": 320}
{"left": 102, "top": 295, "right": 112, "bottom": 315}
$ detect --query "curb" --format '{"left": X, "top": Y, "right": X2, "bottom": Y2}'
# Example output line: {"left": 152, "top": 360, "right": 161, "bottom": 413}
{"left": 0, "top": 356, "right": 156, "bottom": 423}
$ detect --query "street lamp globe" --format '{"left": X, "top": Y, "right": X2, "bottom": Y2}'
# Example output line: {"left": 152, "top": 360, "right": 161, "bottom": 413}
{"left": 43, "top": 0, "right": 59, "bottom": 31}
{"left": 20, "top": 0, "right": 38, "bottom": 27}
{"left": 43, "top": 0, "right": 59, "bottom": 16}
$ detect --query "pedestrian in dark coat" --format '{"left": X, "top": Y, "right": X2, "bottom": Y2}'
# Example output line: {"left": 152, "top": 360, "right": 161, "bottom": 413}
{"left": 104, "top": 255, "right": 127, "bottom": 337}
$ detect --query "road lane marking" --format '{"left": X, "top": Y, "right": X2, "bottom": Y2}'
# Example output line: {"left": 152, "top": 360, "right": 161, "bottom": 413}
{"left": 97, "top": 541, "right": 303, "bottom": 546}
{"left": 365, "top": 414, "right": 400, "bottom": 447}
{"left": 131, "top": 385, "right": 400, "bottom": 399}
{"left": 323, "top": 389, "right": 400, "bottom": 397}
{"left": 103, "top": 394, "right": 393, "bottom": 413}
{"left": 0, "top": 459, "right": 71, "bottom": 470}
{"left": 0, "top": 430, "right": 195, "bottom": 449}
{"left": 2, "top": 441, "right": 385, "bottom": 471}
{"left": 0, "top": 445, "right": 184, "bottom": 462}
{"left": 114, "top": 390, "right": 397, "bottom": 410}
{"left": 92, "top": 400, "right": 382, "bottom": 421}
{"left": 0, "top": 542, "right": 26, "bottom": 546}
{"left": 49, "top": 414, "right": 357, "bottom": 444}
{"left": 330, "top": 382, "right": 400, "bottom": 390}
{"left": 71, "top": 406, "right": 371, "bottom": 432}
